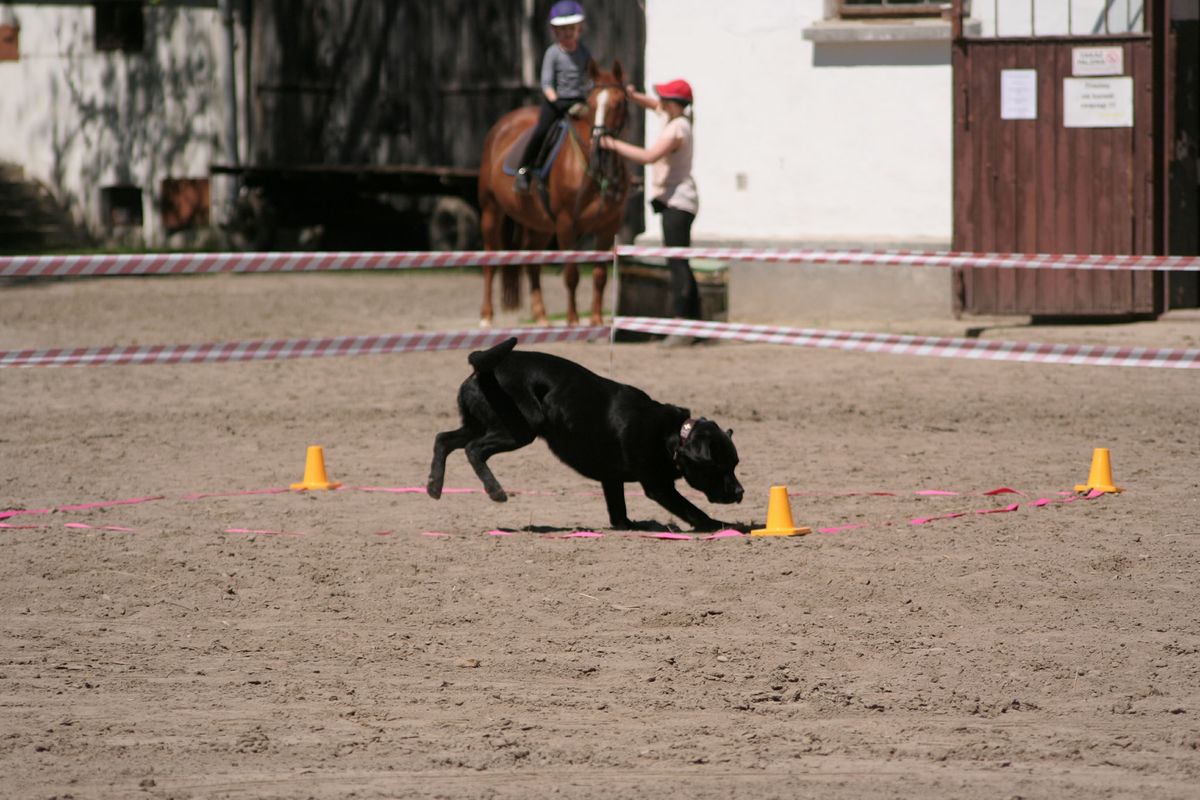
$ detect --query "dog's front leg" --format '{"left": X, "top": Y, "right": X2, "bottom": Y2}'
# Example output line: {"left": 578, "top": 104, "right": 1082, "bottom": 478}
{"left": 641, "top": 481, "right": 722, "bottom": 532}
{"left": 601, "top": 479, "right": 633, "bottom": 529}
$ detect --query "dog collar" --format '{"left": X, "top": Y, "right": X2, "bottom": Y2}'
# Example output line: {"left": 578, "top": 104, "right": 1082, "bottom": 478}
{"left": 679, "top": 418, "right": 698, "bottom": 444}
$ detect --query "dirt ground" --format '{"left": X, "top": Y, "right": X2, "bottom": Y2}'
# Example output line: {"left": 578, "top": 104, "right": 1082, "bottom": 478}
{"left": 1, "top": 271, "right": 1198, "bottom": 799}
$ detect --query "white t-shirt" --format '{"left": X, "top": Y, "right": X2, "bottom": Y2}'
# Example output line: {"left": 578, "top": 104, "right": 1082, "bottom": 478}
{"left": 650, "top": 114, "right": 698, "bottom": 215}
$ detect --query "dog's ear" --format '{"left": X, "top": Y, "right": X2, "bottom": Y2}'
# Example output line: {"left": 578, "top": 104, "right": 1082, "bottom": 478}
{"left": 727, "top": 428, "right": 734, "bottom": 439}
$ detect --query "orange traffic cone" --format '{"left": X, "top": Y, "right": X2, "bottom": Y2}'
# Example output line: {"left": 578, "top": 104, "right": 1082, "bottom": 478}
{"left": 751, "top": 485, "right": 811, "bottom": 537}
{"left": 290, "top": 445, "right": 342, "bottom": 491}
{"left": 1074, "top": 447, "right": 1122, "bottom": 494}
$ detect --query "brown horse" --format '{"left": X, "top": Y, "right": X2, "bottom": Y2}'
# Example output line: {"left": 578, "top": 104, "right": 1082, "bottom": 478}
{"left": 477, "top": 60, "right": 630, "bottom": 327}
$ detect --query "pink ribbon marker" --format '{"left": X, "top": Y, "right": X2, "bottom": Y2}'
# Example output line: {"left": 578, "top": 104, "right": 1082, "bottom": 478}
{"left": 910, "top": 512, "right": 967, "bottom": 525}
{"left": 975, "top": 503, "right": 1021, "bottom": 515}
{"left": 183, "top": 488, "right": 291, "bottom": 500}
{"left": 704, "top": 529, "right": 745, "bottom": 540}
{"left": 816, "top": 523, "right": 869, "bottom": 534}
{"left": 0, "top": 508, "right": 52, "bottom": 520}
{"left": 224, "top": 528, "right": 304, "bottom": 537}
{"left": 58, "top": 495, "right": 164, "bottom": 512}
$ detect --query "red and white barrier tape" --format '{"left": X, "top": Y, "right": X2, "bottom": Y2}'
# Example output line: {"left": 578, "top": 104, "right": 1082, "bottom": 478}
{"left": 0, "top": 250, "right": 612, "bottom": 278}
{"left": 613, "top": 317, "right": 1200, "bottom": 369}
{"left": 0, "top": 326, "right": 609, "bottom": 368}
{"left": 3, "top": 248, "right": 1197, "bottom": 278}
{"left": 3, "top": 318, "right": 1196, "bottom": 369}
{"left": 617, "top": 247, "right": 1200, "bottom": 272}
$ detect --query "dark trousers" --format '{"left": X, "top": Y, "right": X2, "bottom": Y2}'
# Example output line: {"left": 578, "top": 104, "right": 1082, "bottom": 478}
{"left": 655, "top": 200, "right": 700, "bottom": 319}
{"left": 520, "top": 96, "right": 582, "bottom": 168}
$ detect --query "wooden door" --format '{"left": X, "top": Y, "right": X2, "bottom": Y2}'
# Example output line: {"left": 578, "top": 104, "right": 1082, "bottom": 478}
{"left": 952, "top": 32, "right": 1162, "bottom": 316}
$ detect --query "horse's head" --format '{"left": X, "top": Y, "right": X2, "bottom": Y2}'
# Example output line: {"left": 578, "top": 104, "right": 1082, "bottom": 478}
{"left": 586, "top": 60, "right": 628, "bottom": 136}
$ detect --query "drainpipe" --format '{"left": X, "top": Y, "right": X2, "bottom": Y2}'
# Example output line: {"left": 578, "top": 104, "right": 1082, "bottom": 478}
{"left": 218, "top": 0, "right": 239, "bottom": 167}
{"left": 217, "top": 0, "right": 240, "bottom": 226}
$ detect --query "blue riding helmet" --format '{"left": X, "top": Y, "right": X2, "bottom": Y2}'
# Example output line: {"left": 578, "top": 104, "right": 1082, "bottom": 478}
{"left": 549, "top": 1, "right": 585, "bottom": 26}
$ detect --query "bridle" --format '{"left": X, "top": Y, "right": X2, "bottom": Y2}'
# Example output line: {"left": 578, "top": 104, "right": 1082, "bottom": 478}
{"left": 560, "top": 78, "right": 628, "bottom": 229}
{"left": 584, "top": 81, "right": 628, "bottom": 201}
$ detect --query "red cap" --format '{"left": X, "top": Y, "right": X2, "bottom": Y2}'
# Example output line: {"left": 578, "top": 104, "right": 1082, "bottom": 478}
{"left": 653, "top": 79, "right": 693, "bottom": 105}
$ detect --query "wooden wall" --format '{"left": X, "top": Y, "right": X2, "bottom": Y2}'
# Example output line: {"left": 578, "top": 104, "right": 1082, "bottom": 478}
{"left": 248, "top": 0, "right": 645, "bottom": 169}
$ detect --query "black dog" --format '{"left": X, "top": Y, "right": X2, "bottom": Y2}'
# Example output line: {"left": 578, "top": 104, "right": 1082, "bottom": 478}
{"left": 427, "top": 338, "right": 744, "bottom": 531}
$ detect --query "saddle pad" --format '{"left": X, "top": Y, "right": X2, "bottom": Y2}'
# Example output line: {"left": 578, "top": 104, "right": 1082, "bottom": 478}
{"left": 502, "top": 120, "right": 569, "bottom": 178}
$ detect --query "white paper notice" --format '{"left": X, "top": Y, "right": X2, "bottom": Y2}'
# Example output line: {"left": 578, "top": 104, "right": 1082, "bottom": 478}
{"left": 1000, "top": 69, "right": 1037, "bottom": 120}
{"left": 1072, "top": 47, "right": 1124, "bottom": 76}
{"left": 1063, "top": 77, "right": 1134, "bottom": 128}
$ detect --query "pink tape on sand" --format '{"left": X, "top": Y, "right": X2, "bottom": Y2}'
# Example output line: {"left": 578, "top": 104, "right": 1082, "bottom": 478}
{"left": 57, "top": 495, "right": 164, "bottom": 512}
{"left": 224, "top": 528, "right": 304, "bottom": 537}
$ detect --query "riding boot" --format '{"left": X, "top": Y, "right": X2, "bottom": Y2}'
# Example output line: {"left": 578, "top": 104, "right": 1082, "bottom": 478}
{"left": 514, "top": 167, "right": 531, "bottom": 193}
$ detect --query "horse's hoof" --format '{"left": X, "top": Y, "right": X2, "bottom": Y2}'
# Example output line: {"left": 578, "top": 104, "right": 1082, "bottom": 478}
{"left": 590, "top": 316, "right": 604, "bottom": 327}
{"left": 479, "top": 318, "right": 493, "bottom": 329}
{"left": 535, "top": 318, "right": 550, "bottom": 327}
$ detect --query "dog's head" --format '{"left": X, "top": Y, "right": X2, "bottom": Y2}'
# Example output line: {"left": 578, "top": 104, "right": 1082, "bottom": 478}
{"left": 675, "top": 418, "right": 744, "bottom": 505}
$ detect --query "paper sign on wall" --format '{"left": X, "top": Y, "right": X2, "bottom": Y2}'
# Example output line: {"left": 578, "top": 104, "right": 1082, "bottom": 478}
{"left": 1072, "top": 47, "right": 1124, "bottom": 76}
{"left": 1000, "top": 69, "right": 1037, "bottom": 120}
{"left": 1063, "top": 77, "right": 1134, "bottom": 128}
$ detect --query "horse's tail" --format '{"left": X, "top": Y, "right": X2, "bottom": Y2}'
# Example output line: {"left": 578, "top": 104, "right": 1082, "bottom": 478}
{"left": 499, "top": 265, "right": 522, "bottom": 311}
{"left": 498, "top": 216, "right": 522, "bottom": 311}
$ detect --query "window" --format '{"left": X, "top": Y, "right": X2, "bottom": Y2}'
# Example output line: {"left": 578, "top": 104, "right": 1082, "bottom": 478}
{"left": 94, "top": 1, "right": 144, "bottom": 54}
{"left": 160, "top": 178, "right": 210, "bottom": 232}
{"left": 101, "top": 185, "right": 143, "bottom": 227}
{"left": 839, "top": 1, "right": 950, "bottom": 18}
{"left": 0, "top": 24, "right": 17, "bottom": 62}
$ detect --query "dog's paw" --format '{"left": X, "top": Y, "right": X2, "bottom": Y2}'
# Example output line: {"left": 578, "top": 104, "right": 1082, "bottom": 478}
{"left": 426, "top": 480, "right": 443, "bottom": 500}
{"left": 486, "top": 487, "right": 508, "bottom": 503}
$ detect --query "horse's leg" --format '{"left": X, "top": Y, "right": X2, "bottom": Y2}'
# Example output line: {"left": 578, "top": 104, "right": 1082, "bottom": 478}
{"left": 520, "top": 228, "right": 551, "bottom": 326}
{"left": 479, "top": 198, "right": 504, "bottom": 327}
{"left": 589, "top": 233, "right": 615, "bottom": 326}
{"left": 555, "top": 216, "right": 580, "bottom": 326}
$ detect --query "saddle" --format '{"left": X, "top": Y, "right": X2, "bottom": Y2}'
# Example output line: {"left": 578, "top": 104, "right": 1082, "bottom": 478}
{"left": 502, "top": 119, "right": 572, "bottom": 180}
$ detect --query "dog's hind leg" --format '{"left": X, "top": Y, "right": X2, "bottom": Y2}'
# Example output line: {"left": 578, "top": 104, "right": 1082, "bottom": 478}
{"left": 464, "top": 429, "right": 532, "bottom": 502}
{"left": 427, "top": 427, "right": 475, "bottom": 499}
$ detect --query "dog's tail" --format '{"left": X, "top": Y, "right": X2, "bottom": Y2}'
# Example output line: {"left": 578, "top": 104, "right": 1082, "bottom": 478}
{"left": 469, "top": 337, "right": 518, "bottom": 373}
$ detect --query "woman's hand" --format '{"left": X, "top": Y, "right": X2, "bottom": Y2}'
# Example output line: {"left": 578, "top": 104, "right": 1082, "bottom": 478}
{"left": 598, "top": 135, "right": 617, "bottom": 151}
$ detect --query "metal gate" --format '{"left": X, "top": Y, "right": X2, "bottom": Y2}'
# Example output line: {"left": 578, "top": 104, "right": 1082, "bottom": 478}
{"left": 950, "top": 0, "right": 1165, "bottom": 317}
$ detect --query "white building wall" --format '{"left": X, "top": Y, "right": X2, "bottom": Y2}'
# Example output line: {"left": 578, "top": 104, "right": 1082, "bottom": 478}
{"left": 0, "top": 4, "right": 242, "bottom": 245}
{"left": 641, "top": 0, "right": 1146, "bottom": 246}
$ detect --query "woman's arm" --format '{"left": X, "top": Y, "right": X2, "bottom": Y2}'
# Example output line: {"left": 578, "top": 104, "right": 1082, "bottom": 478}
{"left": 599, "top": 124, "right": 679, "bottom": 165}
{"left": 626, "top": 84, "right": 660, "bottom": 112}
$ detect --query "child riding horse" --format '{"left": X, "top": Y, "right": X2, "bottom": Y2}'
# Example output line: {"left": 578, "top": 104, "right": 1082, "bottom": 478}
{"left": 476, "top": 60, "right": 630, "bottom": 327}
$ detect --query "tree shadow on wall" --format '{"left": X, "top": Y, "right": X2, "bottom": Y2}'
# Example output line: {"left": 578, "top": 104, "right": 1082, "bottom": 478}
{"left": 48, "top": 7, "right": 218, "bottom": 241}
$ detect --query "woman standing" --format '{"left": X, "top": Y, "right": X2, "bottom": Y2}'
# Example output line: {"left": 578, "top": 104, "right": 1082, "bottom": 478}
{"left": 600, "top": 79, "right": 700, "bottom": 343}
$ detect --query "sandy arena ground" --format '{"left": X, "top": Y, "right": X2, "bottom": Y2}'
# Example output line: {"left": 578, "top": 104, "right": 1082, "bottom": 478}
{"left": 1, "top": 270, "right": 1199, "bottom": 799}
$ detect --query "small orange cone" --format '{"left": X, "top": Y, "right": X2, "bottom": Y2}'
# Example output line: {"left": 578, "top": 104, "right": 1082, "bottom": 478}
{"left": 751, "top": 485, "right": 811, "bottom": 537}
{"left": 1074, "top": 447, "right": 1122, "bottom": 494}
{"left": 290, "top": 445, "right": 342, "bottom": 491}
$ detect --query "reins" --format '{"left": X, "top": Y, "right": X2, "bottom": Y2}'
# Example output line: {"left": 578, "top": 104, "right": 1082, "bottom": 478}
{"left": 585, "top": 82, "right": 627, "bottom": 201}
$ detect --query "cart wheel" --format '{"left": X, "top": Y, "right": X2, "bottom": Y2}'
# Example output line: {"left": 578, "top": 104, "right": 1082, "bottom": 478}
{"left": 229, "top": 188, "right": 279, "bottom": 251}
{"left": 428, "top": 196, "right": 480, "bottom": 252}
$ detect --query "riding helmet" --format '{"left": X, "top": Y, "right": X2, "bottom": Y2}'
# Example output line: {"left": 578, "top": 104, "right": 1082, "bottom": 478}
{"left": 549, "top": 1, "right": 585, "bottom": 26}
